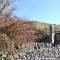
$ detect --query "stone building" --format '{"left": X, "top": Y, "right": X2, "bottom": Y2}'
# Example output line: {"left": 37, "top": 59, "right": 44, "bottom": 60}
{"left": 50, "top": 25, "right": 60, "bottom": 45}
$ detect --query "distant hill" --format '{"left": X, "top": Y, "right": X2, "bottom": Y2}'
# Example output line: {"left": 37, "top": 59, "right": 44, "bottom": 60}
{"left": 32, "top": 21, "right": 51, "bottom": 30}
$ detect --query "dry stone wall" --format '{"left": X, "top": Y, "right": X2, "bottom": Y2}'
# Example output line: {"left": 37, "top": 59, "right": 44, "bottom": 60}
{"left": 0, "top": 43, "right": 60, "bottom": 60}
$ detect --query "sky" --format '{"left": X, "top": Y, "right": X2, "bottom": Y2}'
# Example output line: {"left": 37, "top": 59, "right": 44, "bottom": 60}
{"left": 14, "top": 0, "right": 60, "bottom": 24}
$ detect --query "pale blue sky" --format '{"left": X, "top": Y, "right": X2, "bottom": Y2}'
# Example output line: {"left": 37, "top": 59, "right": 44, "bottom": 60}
{"left": 14, "top": 0, "right": 60, "bottom": 24}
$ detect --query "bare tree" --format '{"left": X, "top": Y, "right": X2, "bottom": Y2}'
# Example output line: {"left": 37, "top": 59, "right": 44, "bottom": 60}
{"left": 0, "top": 0, "right": 15, "bottom": 16}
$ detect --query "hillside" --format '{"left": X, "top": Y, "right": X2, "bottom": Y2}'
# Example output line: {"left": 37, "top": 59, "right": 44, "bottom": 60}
{"left": 0, "top": 16, "right": 37, "bottom": 51}
{"left": 32, "top": 21, "right": 51, "bottom": 29}
{"left": 0, "top": 16, "right": 60, "bottom": 51}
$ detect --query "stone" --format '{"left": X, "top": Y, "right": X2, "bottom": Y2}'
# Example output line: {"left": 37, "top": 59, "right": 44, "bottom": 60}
{"left": 10, "top": 55, "right": 14, "bottom": 60}
{"left": 17, "top": 59, "right": 21, "bottom": 60}
{"left": 13, "top": 54, "right": 19, "bottom": 59}
{"left": 2, "top": 54, "right": 6, "bottom": 58}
